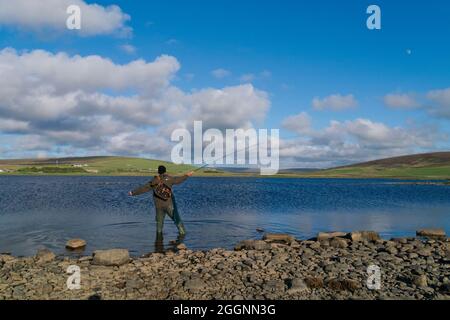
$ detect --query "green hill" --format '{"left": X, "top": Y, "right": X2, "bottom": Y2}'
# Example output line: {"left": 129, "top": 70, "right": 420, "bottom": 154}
{"left": 1, "top": 152, "right": 450, "bottom": 179}
{"left": 307, "top": 152, "right": 450, "bottom": 179}
{"left": 0, "top": 156, "right": 200, "bottom": 176}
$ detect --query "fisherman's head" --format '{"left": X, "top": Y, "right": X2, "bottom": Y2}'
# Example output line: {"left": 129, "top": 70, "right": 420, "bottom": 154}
{"left": 158, "top": 165, "right": 167, "bottom": 175}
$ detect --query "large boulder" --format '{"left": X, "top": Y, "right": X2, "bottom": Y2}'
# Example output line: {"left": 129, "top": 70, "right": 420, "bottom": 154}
{"left": 262, "top": 233, "right": 295, "bottom": 244}
{"left": 92, "top": 249, "right": 130, "bottom": 266}
{"left": 416, "top": 228, "right": 446, "bottom": 239}
{"left": 349, "top": 231, "right": 380, "bottom": 242}
{"left": 317, "top": 232, "right": 347, "bottom": 241}
{"left": 66, "top": 239, "right": 87, "bottom": 250}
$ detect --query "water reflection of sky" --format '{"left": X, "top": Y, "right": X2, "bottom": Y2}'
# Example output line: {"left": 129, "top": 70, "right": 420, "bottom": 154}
{"left": 0, "top": 176, "right": 449, "bottom": 256}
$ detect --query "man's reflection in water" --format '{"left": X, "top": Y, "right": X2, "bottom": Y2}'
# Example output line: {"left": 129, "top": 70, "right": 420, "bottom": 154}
{"left": 154, "top": 232, "right": 164, "bottom": 253}
{"left": 154, "top": 233, "right": 186, "bottom": 253}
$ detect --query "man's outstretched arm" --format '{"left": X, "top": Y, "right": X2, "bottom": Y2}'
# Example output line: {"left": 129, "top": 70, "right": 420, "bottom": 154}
{"left": 128, "top": 178, "right": 157, "bottom": 196}
{"left": 170, "top": 171, "right": 193, "bottom": 185}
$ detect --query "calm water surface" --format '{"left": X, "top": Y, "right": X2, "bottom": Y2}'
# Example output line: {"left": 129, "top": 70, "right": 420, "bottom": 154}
{"left": 0, "top": 176, "right": 449, "bottom": 256}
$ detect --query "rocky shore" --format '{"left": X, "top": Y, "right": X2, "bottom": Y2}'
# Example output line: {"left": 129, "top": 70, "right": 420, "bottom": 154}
{"left": 0, "top": 229, "right": 449, "bottom": 300}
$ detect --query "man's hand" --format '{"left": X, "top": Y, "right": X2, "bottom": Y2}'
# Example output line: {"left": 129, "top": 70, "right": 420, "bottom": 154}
{"left": 128, "top": 191, "right": 133, "bottom": 196}
{"left": 186, "top": 171, "right": 194, "bottom": 177}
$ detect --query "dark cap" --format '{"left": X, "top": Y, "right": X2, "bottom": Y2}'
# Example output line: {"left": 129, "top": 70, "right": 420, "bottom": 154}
{"left": 158, "top": 165, "right": 167, "bottom": 175}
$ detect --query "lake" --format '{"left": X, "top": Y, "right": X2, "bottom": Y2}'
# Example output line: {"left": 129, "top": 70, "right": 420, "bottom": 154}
{"left": 0, "top": 176, "right": 449, "bottom": 257}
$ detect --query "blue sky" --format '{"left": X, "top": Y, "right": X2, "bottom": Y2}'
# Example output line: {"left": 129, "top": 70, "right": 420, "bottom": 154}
{"left": 0, "top": 0, "right": 449, "bottom": 167}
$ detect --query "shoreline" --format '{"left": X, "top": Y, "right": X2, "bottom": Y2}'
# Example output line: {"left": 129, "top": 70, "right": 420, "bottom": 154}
{"left": 0, "top": 173, "right": 449, "bottom": 182}
{"left": 1, "top": 230, "right": 448, "bottom": 300}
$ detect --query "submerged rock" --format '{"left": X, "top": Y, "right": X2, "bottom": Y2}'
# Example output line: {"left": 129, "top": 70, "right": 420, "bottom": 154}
{"left": 92, "top": 249, "right": 130, "bottom": 266}
{"left": 66, "top": 239, "right": 87, "bottom": 250}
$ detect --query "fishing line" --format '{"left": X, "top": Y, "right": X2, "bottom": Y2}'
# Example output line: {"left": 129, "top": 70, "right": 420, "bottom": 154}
{"left": 192, "top": 143, "right": 259, "bottom": 172}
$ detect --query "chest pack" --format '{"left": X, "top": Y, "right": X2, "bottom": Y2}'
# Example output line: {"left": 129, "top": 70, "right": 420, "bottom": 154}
{"left": 153, "top": 175, "right": 172, "bottom": 201}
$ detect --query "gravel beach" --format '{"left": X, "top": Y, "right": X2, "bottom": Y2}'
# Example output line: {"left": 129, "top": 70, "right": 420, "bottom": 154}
{"left": 1, "top": 231, "right": 449, "bottom": 300}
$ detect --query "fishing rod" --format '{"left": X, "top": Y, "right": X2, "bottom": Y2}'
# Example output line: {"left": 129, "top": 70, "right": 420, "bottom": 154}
{"left": 191, "top": 143, "right": 259, "bottom": 172}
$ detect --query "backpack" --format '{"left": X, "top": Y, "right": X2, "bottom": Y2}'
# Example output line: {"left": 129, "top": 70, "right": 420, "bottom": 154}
{"left": 153, "top": 175, "right": 172, "bottom": 201}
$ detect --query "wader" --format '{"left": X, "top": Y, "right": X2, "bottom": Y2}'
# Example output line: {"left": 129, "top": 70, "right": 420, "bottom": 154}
{"left": 154, "top": 194, "right": 186, "bottom": 235}
{"left": 131, "top": 173, "right": 188, "bottom": 236}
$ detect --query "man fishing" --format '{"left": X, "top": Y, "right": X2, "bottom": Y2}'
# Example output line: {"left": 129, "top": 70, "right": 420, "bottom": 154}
{"left": 128, "top": 165, "right": 193, "bottom": 237}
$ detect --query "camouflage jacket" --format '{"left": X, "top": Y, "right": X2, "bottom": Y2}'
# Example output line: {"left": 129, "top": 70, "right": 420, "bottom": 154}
{"left": 131, "top": 174, "right": 189, "bottom": 207}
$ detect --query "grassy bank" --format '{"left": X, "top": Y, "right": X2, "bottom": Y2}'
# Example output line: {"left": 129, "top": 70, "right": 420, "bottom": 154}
{"left": 1, "top": 153, "right": 450, "bottom": 180}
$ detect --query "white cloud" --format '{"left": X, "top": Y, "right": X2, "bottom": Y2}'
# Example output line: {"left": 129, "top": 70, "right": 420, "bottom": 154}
{"left": 384, "top": 93, "right": 420, "bottom": 109}
{"left": 187, "top": 84, "right": 269, "bottom": 129}
{"left": 240, "top": 73, "right": 255, "bottom": 82}
{"left": 120, "top": 44, "right": 136, "bottom": 55}
{"left": 0, "top": 0, "right": 131, "bottom": 37}
{"left": 282, "top": 112, "right": 311, "bottom": 135}
{"left": 427, "top": 88, "right": 450, "bottom": 119}
{"left": 279, "top": 113, "right": 441, "bottom": 167}
{"left": 0, "top": 48, "right": 270, "bottom": 159}
{"left": 312, "top": 94, "right": 358, "bottom": 111}
{"left": 211, "top": 68, "right": 231, "bottom": 79}
{"left": 239, "top": 71, "right": 272, "bottom": 83}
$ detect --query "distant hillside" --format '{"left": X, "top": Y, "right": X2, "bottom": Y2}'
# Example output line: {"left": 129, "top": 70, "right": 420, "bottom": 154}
{"left": 0, "top": 156, "right": 201, "bottom": 176}
{"left": 1, "top": 152, "right": 450, "bottom": 179}
{"left": 309, "top": 152, "right": 450, "bottom": 179}
{"left": 340, "top": 152, "right": 450, "bottom": 168}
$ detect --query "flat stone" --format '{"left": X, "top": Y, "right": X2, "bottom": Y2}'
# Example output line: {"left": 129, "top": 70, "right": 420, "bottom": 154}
{"left": 263, "top": 233, "right": 295, "bottom": 244}
{"left": 92, "top": 249, "right": 130, "bottom": 266}
{"left": 317, "top": 232, "right": 347, "bottom": 241}
{"left": 416, "top": 229, "right": 446, "bottom": 239}
{"left": 66, "top": 239, "right": 87, "bottom": 250}
{"left": 176, "top": 243, "right": 187, "bottom": 250}
{"left": 349, "top": 231, "right": 380, "bottom": 242}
